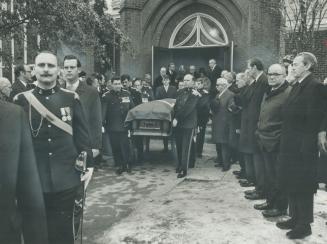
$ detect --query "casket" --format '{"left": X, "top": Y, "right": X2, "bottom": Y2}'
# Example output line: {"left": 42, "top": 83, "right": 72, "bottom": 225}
{"left": 125, "top": 98, "right": 175, "bottom": 137}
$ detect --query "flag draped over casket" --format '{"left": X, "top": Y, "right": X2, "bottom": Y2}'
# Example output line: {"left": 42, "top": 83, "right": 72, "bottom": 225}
{"left": 125, "top": 99, "right": 176, "bottom": 123}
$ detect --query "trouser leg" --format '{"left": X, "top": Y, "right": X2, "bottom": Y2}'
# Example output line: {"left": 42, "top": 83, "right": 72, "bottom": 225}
{"left": 181, "top": 128, "right": 194, "bottom": 172}
{"left": 175, "top": 129, "right": 183, "bottom": 170}
{"left": 289, "top": 193, "right": 314, "bottom": 226}
{"left": 163, "top": 138, "right": 168, "bottom": 151}
{"left": 119, "top": 132, "right": 130, "bottom": 168}
{"left": 44, "top": 186, "right": 79, "bottom": 244}
{"left": 108, "top": 132, "right": 123, "bottom": 167}
{"left": 253, "top": 151, "right": 265, "bottom": 195}
{"left": 215, "top": 143, "right": 223, "bottom": 165}
{"left": 196, "top": 125, "right": 206, "bottom": 156}
{"left": 244, "top": 153, "right": 255, "bottom": 183}
{"left": 221, "top": 143, "right": 231, "bottom": 169}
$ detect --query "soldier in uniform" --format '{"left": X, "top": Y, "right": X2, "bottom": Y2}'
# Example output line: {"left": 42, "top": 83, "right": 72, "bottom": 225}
{"left": 14, "top": 51, "right": 93, "bottom": 244}
{"left": 173, "top": 74, "right": 200, "bottom": 178}
{"left": 102, "top": 77, "right": 134, "bottom": 174}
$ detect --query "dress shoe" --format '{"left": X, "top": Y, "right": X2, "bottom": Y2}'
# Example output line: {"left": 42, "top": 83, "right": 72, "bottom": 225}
{"left": 222, "top": 165, "right": 231, "bottom": 172}
{"left": 244, "top": 189, "right": 256, "bottom": 195}
{"left": 262, "top": 208, "right": 287, "bottom": 218}
{"left": 254, "top": 202, "right": 271, "bottom": 210}
{"left": 232, "top": 170, "right": 241, "bottom": 176}
{"left": 115, "top": 168, "right": 124, "bottom": 175}
{"left": 244, "top": 192, "right": 265, "bottom": 200}
{"left": 240, "top": 181, "right": 255, "bottom": 187}
{"left": 214, "top": 163, "right": 223, "bottom": 168}
{"left": 239, "top": 179, "right": 248, "bottom": 184}
{"left": 177, "top": 171, "right": 187, "bottom": 178}
{"left": 286, "top": 225, "right": 311, "bottom": 239}
{"left": 236, "top": 174, "right": 246, "bottom": 179}
{"left": 276, "top": 219, "right": 296, "bottom": 230}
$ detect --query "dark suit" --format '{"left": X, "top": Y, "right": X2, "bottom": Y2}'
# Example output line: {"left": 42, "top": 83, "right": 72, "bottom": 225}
{"left": 154, "top": 75, "right": 164, "bottom": 91}
{"left": 14, "top": 85, "right": 92, "bottom": 244}
{"left": 207, "top": 65, "right": 222, "bottom": 93}
{"left": 102, "top": 89, "right": 134, "bottom": 168}
{"left": 10, "top": 80, "right": 27, "bottom": 100}
{"left": 256, "top": 82, "right": 291, "bottom": 210}
{"left": 174, "top": 88, "right": 199, "bottom": 172}
{"left": 211, "top": 89, "right": 235, "bottom": 169}
{"left": 155, "top": 85, "right": 177, "bottom": 100}
{"left": 0, "top": 101, "right": 48, "bottom": 244}
{"left": 196, "top": 88, "right": 210, "bottom": 156}
{"left": 238, "top": 73, "right": 269, "bottom": 194}
{"left": 167, "top": 70, "right": 177, "bottom": 87}
{"left": 75, "top": 81, "right": 102, "bottom": 150}
{"left": 278, "top": 73, "right": 326, "bottom": 226}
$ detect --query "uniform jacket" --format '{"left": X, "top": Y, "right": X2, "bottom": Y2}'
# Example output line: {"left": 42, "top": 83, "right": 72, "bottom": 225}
{"left": 238, "top": 73, "right": 269, "bottom": 153}
{"left": 278, "top": 74, "right": 326, "bottom": 194}
{"left": 14, "top": 85, "right": 93, "bottom": 193}
{"left": 0, "top": 101, "right": 48, "bottom": 244}
{"left": 141, "top": 86, "right": 154, "bottom": 101}
{"left": 174, "top": 88, "right": 199, "bottom": 129}
{"left": 256, "top": 82, "right": 291, "bottom": 152}
{"left": 75, "top": 81, "right": 102, "bottom": 149}
{"left": 211, "top": 89, "right": 235, "bottom": 144}
{"left": 102, "top": 89, "right": 134, "bottom": 132}
{"left": 197, "top": 88, "right": 210, "bottom": 127}
{"left": 155, "top": 85, "right": 177, "bottom": 100}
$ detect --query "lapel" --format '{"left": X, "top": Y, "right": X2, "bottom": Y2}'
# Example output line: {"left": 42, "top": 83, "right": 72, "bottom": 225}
{"left": 76, "top": 81, "right": 86, "bottom": 96}
{"left": 286, "top": 73, "right": 312, "bottom": 105}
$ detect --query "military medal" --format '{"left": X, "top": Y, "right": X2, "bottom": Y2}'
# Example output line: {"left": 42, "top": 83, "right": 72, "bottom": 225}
{"left": 64, "top": 107, "right": 72, "bottom": 121}
{"left": 60, "top": 108, "right": 67, "bottom": 121}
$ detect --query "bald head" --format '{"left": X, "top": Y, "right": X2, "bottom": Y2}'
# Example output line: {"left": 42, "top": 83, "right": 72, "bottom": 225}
{"left": 0, "top": 77, "right": 12, "bottom": 98}
{"left": 183, "top": 74, "right": 195, "bottom": 88}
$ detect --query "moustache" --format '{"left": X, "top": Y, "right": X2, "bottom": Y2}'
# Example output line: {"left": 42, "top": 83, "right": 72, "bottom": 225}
{"left": 41, "top": 74, "right": 52, "bottom": 77}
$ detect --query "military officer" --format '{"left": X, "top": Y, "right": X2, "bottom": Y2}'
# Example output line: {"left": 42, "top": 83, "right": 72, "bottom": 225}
{"left": 14, "top": 51, "right": 93, "bottom": 244}
{"left": 173, "top": 74, "right": 200, "bottom": 178}
{"left": 102, "top": 77, "right": 134, "bottom": 174}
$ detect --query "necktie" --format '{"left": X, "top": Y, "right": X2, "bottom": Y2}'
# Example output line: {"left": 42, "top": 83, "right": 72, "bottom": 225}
{"left": 26, "top": 83, "right": 36, "bottom": 90}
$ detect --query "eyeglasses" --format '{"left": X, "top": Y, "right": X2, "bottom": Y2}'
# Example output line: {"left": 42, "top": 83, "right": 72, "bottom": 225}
{"left": 267, "top": 73, "right": 284, "bottom": 77}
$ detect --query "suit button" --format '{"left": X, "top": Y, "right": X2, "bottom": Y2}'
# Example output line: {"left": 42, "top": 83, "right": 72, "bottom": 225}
{"left": 48, "top": 138, "right": 52, "bottom": 142}
{"left": 46, "top": 97, "right": 49, "bottom": 100}
{"left": 48, "top": 124, "right": 51, "bottom": 128}
{"left": 49, "top": 152, "right": 52, "bottom": 156}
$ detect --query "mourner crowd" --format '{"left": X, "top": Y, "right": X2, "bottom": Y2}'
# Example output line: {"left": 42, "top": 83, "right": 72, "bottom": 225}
{"left": 1, "top": 50, "right": 327, "bottom": 244}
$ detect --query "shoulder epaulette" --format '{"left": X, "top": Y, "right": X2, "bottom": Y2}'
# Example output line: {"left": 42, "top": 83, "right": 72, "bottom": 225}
{"left": 60, "top": 88, "right": 80, "bottom": 100}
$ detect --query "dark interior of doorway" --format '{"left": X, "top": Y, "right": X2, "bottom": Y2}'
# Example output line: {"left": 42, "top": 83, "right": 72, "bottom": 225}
{"left": 153, "top": 46, "right": 230, "bottom": 80}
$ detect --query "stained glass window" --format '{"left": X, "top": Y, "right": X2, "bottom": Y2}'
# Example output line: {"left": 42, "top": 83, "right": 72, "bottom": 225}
{"left": 169, "top": 13, "right": 229, "bottom": 48}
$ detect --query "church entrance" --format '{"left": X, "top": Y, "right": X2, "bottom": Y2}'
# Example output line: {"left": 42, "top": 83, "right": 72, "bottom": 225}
{"left": 152, "top": 12, "right": 234, "bottom": 82}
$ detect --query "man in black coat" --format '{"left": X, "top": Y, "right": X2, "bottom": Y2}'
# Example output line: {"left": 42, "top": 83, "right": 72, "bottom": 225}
{"left": 240, "top": 58, "right": 269, "bottom": 201}
{"left": 63, "top": 55, "right": 102, "bottom": 160}
{"left": 155, "top": 75, "right": 177, "bottom": 100}
{"left": 167, "top": 62, "right": 177, "bottom": 87}
{"left": 195, "top": 78, "right": 210, "bottom": 158}
{"left": 102, "top": 77, "right": 134, "bottom": 174}
{"left": 276, "top": 52, "right": 326, "bottom": 239}
{"left": 173, "top": 74, "right": 200, "bottom": 178}
{"left": 0, "top": 101, "right": 48, "bottom": 244}
{"left": 14, "top": 51, "right": 93, "bottom": 244}
{"left": 207, "top": 59, "right": 222, "bottom": 94}
{"left": 255, "top": 64, "right": 291, "bottom": 217}
{"left": 154, "top": 67, "right": 167, "bottom": 92}
{"left": 10, "top": 64, "right": 34, "bottom": 100}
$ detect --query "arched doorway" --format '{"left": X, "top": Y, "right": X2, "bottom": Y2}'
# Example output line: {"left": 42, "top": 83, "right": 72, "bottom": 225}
{"left": 152, "top": 13, "right": 234, "bottom": 82}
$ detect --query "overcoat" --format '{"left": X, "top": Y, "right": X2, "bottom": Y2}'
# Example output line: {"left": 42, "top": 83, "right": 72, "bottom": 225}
{"left": 211, "top": 89, "right": 235, "bottom": 144}
{"left": 155, "top": 85, "right": 177, "bottom": 100}
{"left": 0, "top": 101, "right": 48, "bottom": 244}
{"left": 238, "top": 73, "right": 269, "bottom": 153}
{"left": 277, "top": 74, "right": 326, "bottom": 193}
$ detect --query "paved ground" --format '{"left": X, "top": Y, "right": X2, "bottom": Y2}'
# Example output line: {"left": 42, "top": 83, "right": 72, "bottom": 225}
{"left": 82, "top": 139, "right": 327, "bottom": 244}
